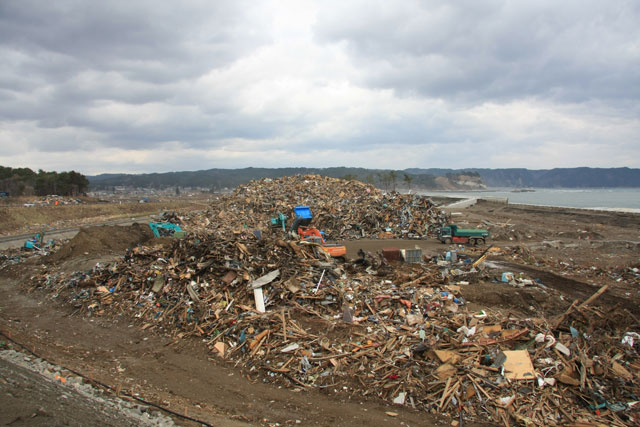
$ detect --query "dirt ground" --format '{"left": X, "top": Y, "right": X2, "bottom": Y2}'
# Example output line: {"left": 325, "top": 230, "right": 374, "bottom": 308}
{"left": 1, "top": 198, "right": 639, "bottom": 425}
{"left": 0, "top": 266, "right": 449, "bottom": 426}
{"left": 0, "top": 194, "right": 215, "bottom": 238}
{"left": 0, "top": 349, "right": 176, "bottom": 426}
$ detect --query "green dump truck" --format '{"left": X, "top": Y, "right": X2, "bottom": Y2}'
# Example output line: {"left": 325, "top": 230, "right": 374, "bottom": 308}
{"left": 437, "top": 224, "right": 489, "bottom": 245}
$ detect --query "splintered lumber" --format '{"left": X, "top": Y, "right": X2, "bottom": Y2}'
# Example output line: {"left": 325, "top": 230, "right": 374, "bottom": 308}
{"left": 578, "top": 284, "right": 609, "bottom": 309}
{"left": 553, "top": 300, "right": 579, "bottom": 330}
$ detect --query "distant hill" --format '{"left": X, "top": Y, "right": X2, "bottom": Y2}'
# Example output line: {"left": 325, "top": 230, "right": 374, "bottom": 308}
{"left": 89, "top": 167, "right": 440, "bottom": 191}
{"left": 87, "top": 166, "right": 640, "bottom": 191}
{"left": 405, "top": 167, "right": 640, "bottom": 188}
{"left": 88, "top": 167, "right": 481, "bottom": 191}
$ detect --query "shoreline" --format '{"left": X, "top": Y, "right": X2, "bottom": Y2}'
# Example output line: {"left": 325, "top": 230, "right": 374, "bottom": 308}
{"left": 480, "top": 199, "right": 640, "bottom": 214}
{"left": 423, "top": 193, "right": 640, "bottom": 215}
{"left": 411, "top": 187, "right": 640, "bottom": 212}
{"left": 414, "top": 186, "right": 640, "bottom": 191}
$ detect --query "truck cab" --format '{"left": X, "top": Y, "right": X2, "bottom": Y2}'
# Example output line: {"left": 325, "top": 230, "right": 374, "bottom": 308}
{"left": 438, "top": 225, "right": 454, "bottom": 243}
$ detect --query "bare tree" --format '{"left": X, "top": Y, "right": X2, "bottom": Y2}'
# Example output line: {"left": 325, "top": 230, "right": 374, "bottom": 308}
{"left": 403, "top": 173, "right": 413, "bottom": 191}
{"left": 389, "top": 170, "right": 397, "bottom": 192}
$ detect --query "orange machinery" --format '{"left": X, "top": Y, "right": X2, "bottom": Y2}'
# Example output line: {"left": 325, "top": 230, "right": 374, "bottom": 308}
{"left": 297, "top": 226, "right": 346, "bottom": 258}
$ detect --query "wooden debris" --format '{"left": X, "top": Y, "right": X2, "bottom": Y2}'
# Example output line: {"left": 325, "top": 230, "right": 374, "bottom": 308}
{"left": 30, "top": 174, "right": 640, "bottom": 426}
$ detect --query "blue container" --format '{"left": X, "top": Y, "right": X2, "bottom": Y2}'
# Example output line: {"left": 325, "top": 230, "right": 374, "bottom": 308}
{"left": 294, "top": 206, "right": 312, "bottom": 219}
{"left": 290, "top": 206, "right": 313, "bottom": 230}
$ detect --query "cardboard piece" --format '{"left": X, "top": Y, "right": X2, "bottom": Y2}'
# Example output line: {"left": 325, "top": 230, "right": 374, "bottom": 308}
{"left": 434, "top": 350, "right": 460, "bottom": 364}
{"left": 435, "top": 363, "right": 456, "bottom": 380}
{"left": 214, "top": 341, "right": 226, "bottom": 357}
{"left": 557, "top": 369, "right": 580, "bottom": 386}
{"left": 502, "top": 350, "right": 535, "bottom": 380}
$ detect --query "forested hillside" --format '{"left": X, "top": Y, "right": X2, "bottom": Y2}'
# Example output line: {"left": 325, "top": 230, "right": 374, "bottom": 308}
{"left": 0, "top": 166, "right": 89, "bottom": 196}
{"left": 88, "top": 166, "right": 640, "bottom": 191}
{"left": 89, "top": 167, "right": 439, "bottom": 191}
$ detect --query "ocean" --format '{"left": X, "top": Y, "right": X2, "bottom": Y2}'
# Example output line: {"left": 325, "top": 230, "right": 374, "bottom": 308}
{"left": 416, "top": 188, "right": 640, "bottom": 212}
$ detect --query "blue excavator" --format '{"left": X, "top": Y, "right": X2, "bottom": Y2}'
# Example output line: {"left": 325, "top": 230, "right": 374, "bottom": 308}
{"left": 148, "top": 222, "right": 185, "bottom": 238}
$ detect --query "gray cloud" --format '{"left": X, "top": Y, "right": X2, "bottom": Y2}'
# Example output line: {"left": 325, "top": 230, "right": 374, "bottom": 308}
{"left": 0, "top": 1, "right": 263, "bottom": 78}
{"left": 314, "top": 1, "right": 640, "bottom": 104}
{"left": 0, "top": 0, "right": 638, "bottom": 173}
{"left": 0, "top": 0, "right": 277, "bottom": 152}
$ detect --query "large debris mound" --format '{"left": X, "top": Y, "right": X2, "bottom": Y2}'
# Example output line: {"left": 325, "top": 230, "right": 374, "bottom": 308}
{"left": 194, "top": 174, "right": 448, "bottom": 239}
{"left": 47, "top": 223, "right": 154, "bottom": 263}
{"left": 31, "top": 176, "right": 640, "bottom": 425}
{"left": 36, "top": 235, "right": 640, "bottom": 425}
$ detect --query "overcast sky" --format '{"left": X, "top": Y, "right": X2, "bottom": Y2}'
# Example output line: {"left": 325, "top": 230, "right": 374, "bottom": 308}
{"left": 1, "top": 0, "right": 639, "bottom": 174}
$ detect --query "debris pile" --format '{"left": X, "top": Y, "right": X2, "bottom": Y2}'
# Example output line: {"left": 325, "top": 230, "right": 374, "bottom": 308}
{"left": 0, "top": 236, "right": 62, "bottom": 269}
{"left": 46, "top": 224, "right": 154, "bottom": 263}
{"left": 493, "top": 244, "right": 640, "bottom": 290}
{"left": 34, "top": 232, "right": 640, "bottom": 425}
{"left": 18, "top": 175, "right": 640, "bottom": 425}
{"left": 0, "top": 251, "right": 27, "bottom": 269}
{"left": 187, "top": 175, "right": 449, "bottom": 240}
{"left": 23, "top": 196, "right": 84, "bottom": 207}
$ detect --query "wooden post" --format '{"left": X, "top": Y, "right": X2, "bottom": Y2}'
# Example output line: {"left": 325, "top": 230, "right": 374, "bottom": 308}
{"left": 578, "top": 284, "right": 609, "bottom": 310}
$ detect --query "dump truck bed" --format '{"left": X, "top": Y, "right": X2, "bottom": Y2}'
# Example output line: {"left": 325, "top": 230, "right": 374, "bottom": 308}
{"left": 453, "top": 228, "right": 489, "bottom": 237}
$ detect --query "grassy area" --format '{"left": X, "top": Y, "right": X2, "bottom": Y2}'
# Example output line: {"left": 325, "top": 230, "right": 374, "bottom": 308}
{"left": 0, "top": 196, "right": 214, "bottom": 236}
